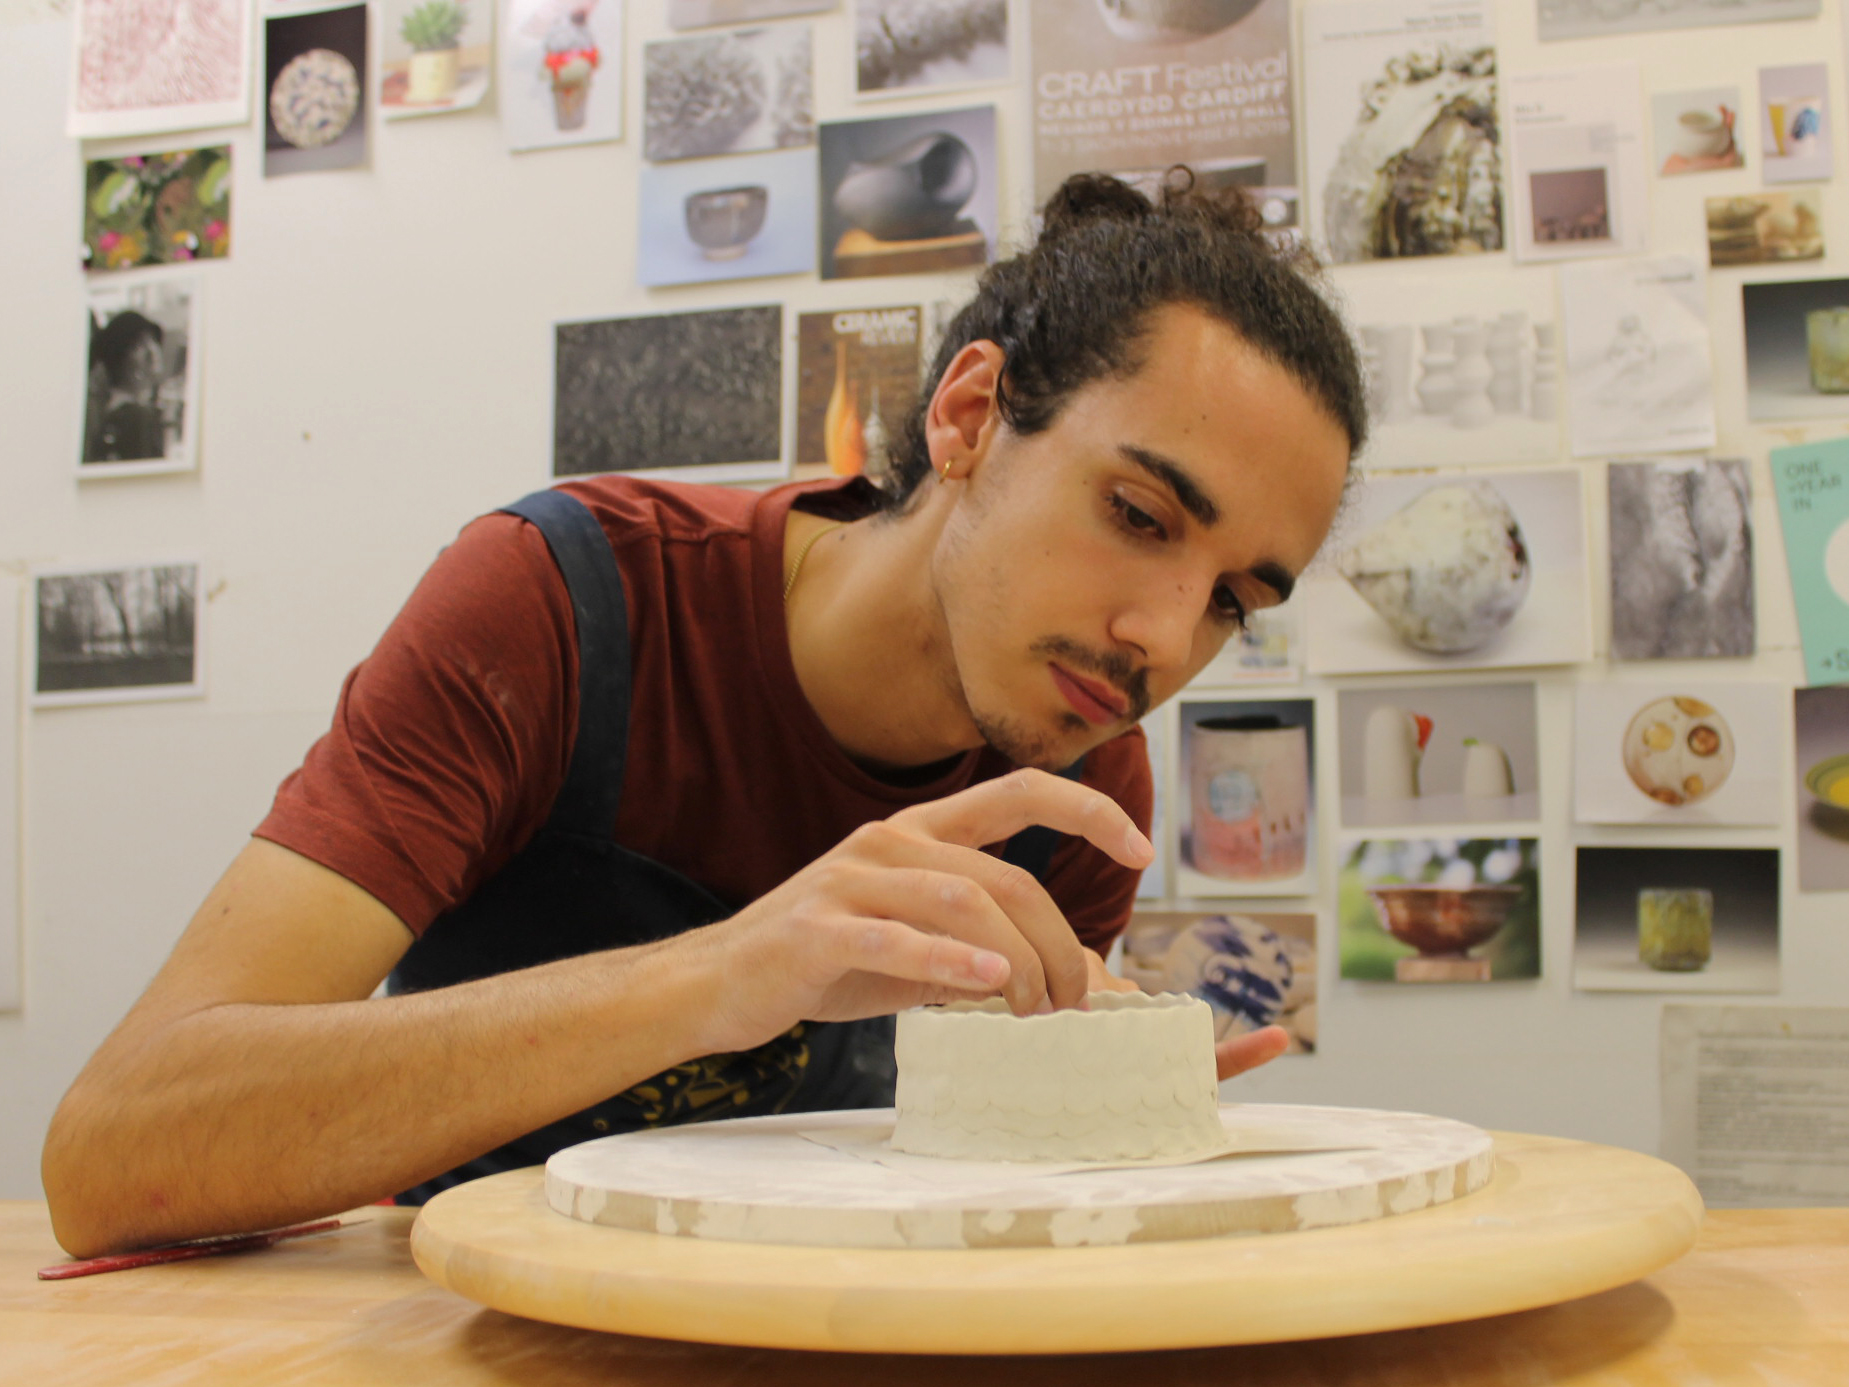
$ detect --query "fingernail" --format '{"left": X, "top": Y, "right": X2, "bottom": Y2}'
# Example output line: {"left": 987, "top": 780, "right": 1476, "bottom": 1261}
{"left": 970, "top": 950, "right": 1008, "bottom": 985}
{"left": 1126, "top": 826, "right": 1154, "bottom": 862}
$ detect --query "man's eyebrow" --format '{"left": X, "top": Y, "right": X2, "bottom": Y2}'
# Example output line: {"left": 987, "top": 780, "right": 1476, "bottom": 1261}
{"left": 1118, "top": 444, "right": 1220, "bottom": 528}
{"left": 1118, "top": 444, "right": 1297, "bottom": 603}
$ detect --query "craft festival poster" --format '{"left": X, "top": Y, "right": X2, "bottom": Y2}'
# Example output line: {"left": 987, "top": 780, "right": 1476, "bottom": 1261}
{"left": 1028, "top": 0, "right": 1297, "bottom": 223}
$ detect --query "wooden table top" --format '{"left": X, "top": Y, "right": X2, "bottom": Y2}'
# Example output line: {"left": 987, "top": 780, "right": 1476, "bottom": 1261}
{"left": 5, "top": 1198, "right": 1847, "bottom": 1384}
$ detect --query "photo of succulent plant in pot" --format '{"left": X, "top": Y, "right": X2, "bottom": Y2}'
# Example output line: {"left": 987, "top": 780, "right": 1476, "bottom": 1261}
{"left": 400, "top": 0, "right": 466, "bottom": 102}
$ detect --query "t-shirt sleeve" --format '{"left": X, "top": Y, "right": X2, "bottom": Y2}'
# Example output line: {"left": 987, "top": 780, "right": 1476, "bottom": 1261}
{"left": 1042, "top": 726, "right": 1154, "bottom": 954}
{"left": 253, "top": 513, "right": 578, "bottom": 935}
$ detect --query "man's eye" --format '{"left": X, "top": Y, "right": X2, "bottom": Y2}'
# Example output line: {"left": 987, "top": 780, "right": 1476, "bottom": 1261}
{"left": 1111, "top": 494, "right": 1167, "bottom": 540}
{"left": 1212, "top": 583, "right": 1247, "bottom": 626}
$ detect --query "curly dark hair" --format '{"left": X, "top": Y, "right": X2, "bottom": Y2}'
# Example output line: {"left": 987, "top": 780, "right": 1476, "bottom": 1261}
{"left": 881, "top": 170, "right": 1367, "bottom": 506}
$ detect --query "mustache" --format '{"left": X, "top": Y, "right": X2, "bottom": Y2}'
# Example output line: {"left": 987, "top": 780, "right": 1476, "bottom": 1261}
{"left": 1030, "top": 636, "right": 1151, "bottom": 723}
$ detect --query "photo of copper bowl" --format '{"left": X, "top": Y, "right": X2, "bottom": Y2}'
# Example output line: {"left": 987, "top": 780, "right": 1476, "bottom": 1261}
{"left": 683, "top": 185, "right": 768, "bottom": 260}
{"left": 1364, "top": 884, "right": 1523, "bottom": 958}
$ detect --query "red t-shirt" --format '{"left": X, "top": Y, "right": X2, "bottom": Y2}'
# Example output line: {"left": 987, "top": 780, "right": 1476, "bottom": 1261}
{"left": 255, "top": 475, "right": 1151, "bottom": 952}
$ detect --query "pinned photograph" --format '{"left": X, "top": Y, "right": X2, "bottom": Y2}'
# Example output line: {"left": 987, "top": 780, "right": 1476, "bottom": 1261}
{"left": 1193, "top": 605, "right": 1302, "bottom": 685}
{"left": 1744, "top": 279, "right": 1849, "bottom": 423}
{"left": 1175, "top": 698, "right": 1315, "bottom": 900}
{"left": 1652, "top": 87, "right": 1742, "bottom": 177}
{"left": 1135, "top": 714, "right": 1170, "bottom": 901}
{"left": 1304, "top": 0, "right": 1501, "bottom": 264}
{"left": 82, "top": 147, "right": 231, "bottom": 273}
{"left": 1794, "top": 685, "right": 1849, "bottom": 893}
{"left": 671, "top": 0, "right": 831, "bottom": 28}
{"left": 1760, "top": 64, "right": 1831, "bottom": 186}
{"left": 68, "top": 0, "right": 250, "bottom": 138}
{"left": 81, "top": 275, "right": 200, "bottom": 478}
{"left": 1768, "top": 438, "right": 1849, "bottom": 687}
{"left": 1508, "top": 65, "right": 1647, "bottom": 263}
{"left": 1575, "top": 847, "right": 1779, "bottom": 994}
{"left": 1336, "top": 682, "right": 1539, "bottom": 829}
{"left": 1706, "top": 191, "right": 1823, "bottom": 268}
{"left": 644, "top": 25, "right": 812, "bottom": 161}
{"left": 1538, "top": 0, "right": 1816, "bottom": 41}
{"left": 1304, "top": 468, "right": 1590, "bottom": 677}
{"left": 501, "top": 0, "right": 624, "bottom": 152}
{"left": 264, "top": 6, "right": 369, "bottom": 176}
{"left": 1338, "top": 836, "right": 1539, "bottom": 983}
{"left": 855, "top": 0, "right": 1009, "bottom": 97}
{"left": 1028, "top": 0, "right": 1296, "bottom": 220}
{"left": 32, "top": 562, "right": 203, "bottom": 706}
{"left": 638, "top": 148, "right": 817, "bottom": 286}
{"left": 795, "top": 305, "right": 921, "bottom": 478}
{"left": 1122, "top": 911, "right": 1317, "bottom": 1053}
{"left": 1573, "top": 683, "right": 1784, "bottom": 827}
{"left": 553, "top": 306, "right": 782, "bottom": 484}
{"left": 818, "top": 106, "right": 996, "bottom": 280}
{"left": 1609, "top": 458, "right": 1755, "bottom": 661}
{"left": 379, "top": 0, "right": 492, "bottom": 119}
{"left": 1559, "top": 257, "right": 1716, "bottom": 458}
{"left": 1341, "top": 263, "right": 1560, "bottom": 470}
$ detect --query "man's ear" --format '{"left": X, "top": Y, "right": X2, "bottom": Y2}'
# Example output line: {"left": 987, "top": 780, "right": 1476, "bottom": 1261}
{"left": 923, "top": 341, "right": 1006, "bottom": 482}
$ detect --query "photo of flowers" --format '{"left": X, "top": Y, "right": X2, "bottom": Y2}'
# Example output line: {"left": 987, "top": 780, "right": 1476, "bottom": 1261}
{"left": 1338, "top": 836, "right": 1540, "bottom": 983}
{"left": 83, "top": 147, "right": 231, "bottom": 273}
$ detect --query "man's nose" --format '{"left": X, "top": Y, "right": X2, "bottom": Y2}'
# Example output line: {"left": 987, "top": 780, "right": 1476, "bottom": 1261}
{"left": 1109, "top": 581, "right": 1200, "bottom": 673}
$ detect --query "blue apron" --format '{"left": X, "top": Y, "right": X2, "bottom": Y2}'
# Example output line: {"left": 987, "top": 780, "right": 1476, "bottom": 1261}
{"left": 388, "top": 489, "right": 1075, "bottom": 1201}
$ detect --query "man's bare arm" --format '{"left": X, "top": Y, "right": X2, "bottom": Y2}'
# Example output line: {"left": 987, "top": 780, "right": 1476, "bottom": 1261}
{"left": 40, "top": 839, "right": 728, "bottom": 1258}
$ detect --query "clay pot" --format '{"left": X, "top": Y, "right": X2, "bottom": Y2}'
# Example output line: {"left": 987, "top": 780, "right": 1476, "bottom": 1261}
{"left": 833, "top": 132, "right": 977, "bottom": 242}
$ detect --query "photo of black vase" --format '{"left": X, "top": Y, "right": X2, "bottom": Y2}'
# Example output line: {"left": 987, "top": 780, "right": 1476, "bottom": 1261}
{"left": 831, "top": 131, "right": 977, "bottom": 242}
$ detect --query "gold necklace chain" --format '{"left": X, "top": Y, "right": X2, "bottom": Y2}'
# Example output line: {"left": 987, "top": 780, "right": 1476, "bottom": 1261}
{"left": 782, "top": 519, "right": 846, "bottom": 601}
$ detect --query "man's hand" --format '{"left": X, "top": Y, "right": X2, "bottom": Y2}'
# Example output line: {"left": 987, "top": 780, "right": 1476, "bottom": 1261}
{"left": 1215, "top": 1025, "right": 1290, "bottom": 1081}
{"left": 686, "top": 769, "right": 1153, "bottom": 1056}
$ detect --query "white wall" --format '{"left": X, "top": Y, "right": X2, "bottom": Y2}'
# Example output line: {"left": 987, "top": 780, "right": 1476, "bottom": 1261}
{"left": 2, "top": 0, "right": 1846, "bottom": 1199}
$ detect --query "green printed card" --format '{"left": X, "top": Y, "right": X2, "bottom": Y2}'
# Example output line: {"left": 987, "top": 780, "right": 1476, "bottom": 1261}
{"left": 1771, "top": 438, "right": 1849, "bottom": 685}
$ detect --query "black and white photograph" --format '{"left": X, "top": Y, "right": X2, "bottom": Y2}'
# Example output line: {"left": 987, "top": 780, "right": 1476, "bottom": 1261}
{"left": 854, "top": 0, "right": 1009, "bottom": 97}
{"left": 670, "top": 0, "right": 831, "bottom": 29}
{"left": 1795, "top": 685, "right": 1849, "bottom": 893}
{"left": 263, "top": 5, "right": 368, "bottom": 177}
{"left": 32, "top": 562, "right": 203, "bottom": 706}
{"left": 644, "top": 25, "right": 812, "bottom": 161}
{"left": 1560, "top": 256, "right": 1716, "bottom": 458}
{"left": 1538, "top": 0, "right": 1816, "bottom": 42}
{"left": 1742, "top": 276, "right": 1849, "bottom": 423}
{"left": 1608, "top": 458, "right": 1754, "bottom": 661}
{"left": 81, "top": 273, "right": 200, "bottom": 477}
{"left": 1303, "top": 0, "right": 1501, "bottom": 265}
{"left": 818, "top": 105, "right": 996, "bottom": 280}
{"left": 1574, "top": 847, "right": 1780, "bottom": 994}
{"left": 1336, "top": 682, "right": 1539, "bottom": 829}
{"left": 553, "top": 305, "right": 783, "bottom": 483}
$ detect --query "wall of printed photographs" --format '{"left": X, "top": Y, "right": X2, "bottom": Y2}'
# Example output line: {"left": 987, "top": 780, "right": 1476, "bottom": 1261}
{"left": 2, "top": 0, "right": 1848, "bottom": 1203}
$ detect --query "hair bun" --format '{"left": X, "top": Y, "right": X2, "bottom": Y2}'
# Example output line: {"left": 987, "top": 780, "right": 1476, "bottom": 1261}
{"left": 1039, "top": 173, "right": 1156, "bottom": 234}
{"left": 1040, "top": 168, "right": 1268, "bottom": 241}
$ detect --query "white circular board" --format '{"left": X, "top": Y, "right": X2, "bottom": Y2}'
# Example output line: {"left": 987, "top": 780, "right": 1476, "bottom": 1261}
{"left": 544, "top": 1104, "right": 1493, "bottom": 1250}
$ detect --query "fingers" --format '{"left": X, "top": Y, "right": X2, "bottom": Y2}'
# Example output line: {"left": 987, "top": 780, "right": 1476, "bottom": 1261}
{"left": 838, "top": 827, "right": 1094, "bottom": 1013}
{"left": 816, "top": 911, "right": 1011, "bottom": 997}
{"left": 1215, "top": 1025, "right": 1290, "bottom": 1081}
{"left": 897, "top": 768, "right": 1154, "bottom": 872}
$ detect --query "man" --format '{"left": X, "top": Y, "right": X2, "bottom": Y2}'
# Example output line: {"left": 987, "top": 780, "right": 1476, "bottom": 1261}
{"left": 43, "top": 173, "right": 1363, "bottom": 1257}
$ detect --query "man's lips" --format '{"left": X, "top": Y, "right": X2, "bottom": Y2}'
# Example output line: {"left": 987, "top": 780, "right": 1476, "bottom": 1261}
{"left": 1050, "top": 663, "right": 1128, "bottom": 725}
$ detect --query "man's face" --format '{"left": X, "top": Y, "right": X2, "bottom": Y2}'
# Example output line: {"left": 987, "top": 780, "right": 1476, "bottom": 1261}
{"left": 930, "top": 303, "right": 1350, "bottom": 771}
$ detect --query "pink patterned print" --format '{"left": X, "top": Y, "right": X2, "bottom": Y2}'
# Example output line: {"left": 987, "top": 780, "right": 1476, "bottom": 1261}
{"left": 76, "top": 0, "right": 244, "bottom": 114}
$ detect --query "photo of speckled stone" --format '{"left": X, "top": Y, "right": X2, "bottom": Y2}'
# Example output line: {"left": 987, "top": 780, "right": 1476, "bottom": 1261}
{"left": 643, "top": 25, "right": 812, "bottom": 161}
{"left": 552, "top": 305, "right": 782, "bottom": 480}
{"left": 1609, "top": 459, "right": 1754, "bottom": 661}
{"left": 855, "top": 0, "right": 1009, "bottom": 97}
{"left": 1304, "top": 0, "right": 1502, "bottom": 264}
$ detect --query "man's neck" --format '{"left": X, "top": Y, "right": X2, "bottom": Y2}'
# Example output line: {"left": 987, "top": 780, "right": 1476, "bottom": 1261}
{"left": 782, "top": 502, "right": 985, "bottom": 771}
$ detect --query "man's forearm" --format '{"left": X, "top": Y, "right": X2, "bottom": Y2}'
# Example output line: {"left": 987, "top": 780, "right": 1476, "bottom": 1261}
{"left": 42, "top": 936, "right": 721, "bottom": 1258}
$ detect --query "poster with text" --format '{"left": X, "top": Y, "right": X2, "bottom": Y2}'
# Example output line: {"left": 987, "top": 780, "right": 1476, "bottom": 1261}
{"left": 1304, "top": 0, "right": 1500, "bottom": 264}
{"left": 1559, "top": 256, "right": 1716, "bottom": 458}
{"left": 644, "top": 25, "right": 813, "bottom": 160}
{"left": 1771, "top": 438, "right": 1849, "bottom": 686}
{"left": 69, "top": 0, "right": 251, "bottom": 138}
{"left": 1508, "top": 65, "right": 1647, "bottom": 263}
{"left": 1028, "top": 0, "right": 1296, "bottom": 223}
{"left": 502, "top": 0, "right": 624, "bottom": 152}
{"left": 795, "top": 305, "right": 921, "bottom": 476}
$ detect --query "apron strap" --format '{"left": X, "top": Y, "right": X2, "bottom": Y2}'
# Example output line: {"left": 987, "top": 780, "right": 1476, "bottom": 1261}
{"left": 498, "top": 489, "right": 630, "bottom": 840}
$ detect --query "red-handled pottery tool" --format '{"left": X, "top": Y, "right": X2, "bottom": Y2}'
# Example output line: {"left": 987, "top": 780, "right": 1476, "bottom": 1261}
{"left": 37, "top": 1217, "right": 344, "bottom": 1280}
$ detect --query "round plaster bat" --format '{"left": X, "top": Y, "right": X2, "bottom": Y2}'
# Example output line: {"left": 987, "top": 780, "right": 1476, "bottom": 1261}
{"left": 1339, "top": 482, "right": 1531, "bottom": 654}
{"left": 270, "top": 48, "right": 361, "bottom": 149}
{"left": 1622, "top": 696, "right": 1734, "bottom": 807}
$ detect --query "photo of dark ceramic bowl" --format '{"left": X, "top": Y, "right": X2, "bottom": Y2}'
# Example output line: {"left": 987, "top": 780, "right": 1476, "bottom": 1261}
{"left": 832, "top": 132, "right": 977, "bottom": 242}
{"left": 683, "top": 185, "right": 768, "bottom": 260}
